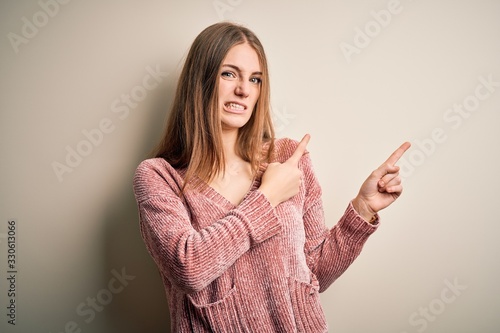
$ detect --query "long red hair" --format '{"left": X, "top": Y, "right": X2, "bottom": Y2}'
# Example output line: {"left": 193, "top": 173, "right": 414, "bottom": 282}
{"left": 152, "top": 22, "right": 275, "bottom": 190}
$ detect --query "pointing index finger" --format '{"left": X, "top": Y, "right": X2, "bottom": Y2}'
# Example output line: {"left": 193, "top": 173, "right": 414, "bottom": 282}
{"left": 385, "top": 141, "right": 411, "bottom": 166}
{"left": 287, "top": 134, "right": 310, "bottom": 165}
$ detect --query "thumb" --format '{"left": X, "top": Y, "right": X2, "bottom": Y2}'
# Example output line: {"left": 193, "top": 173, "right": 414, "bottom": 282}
{"left": 286, "top": 134, "right": 310, "bottom": 165}
{"left": 373, "top": 164, "right": 400, "bottom": 181}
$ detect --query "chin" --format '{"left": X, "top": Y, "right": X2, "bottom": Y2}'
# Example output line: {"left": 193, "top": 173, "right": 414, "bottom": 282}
{"left": 221, "top": 117, "right": 251, "bottom": 130}
{"left": 221, "top": 122, "right": 248, "bottom": 131}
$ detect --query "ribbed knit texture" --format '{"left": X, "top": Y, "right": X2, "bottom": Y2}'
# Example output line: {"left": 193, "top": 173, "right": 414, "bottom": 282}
{"left": 133, "top": 138, "right": 379, "bottom": 332}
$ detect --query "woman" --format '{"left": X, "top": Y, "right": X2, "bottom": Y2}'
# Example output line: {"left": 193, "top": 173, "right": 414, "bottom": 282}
{"left": 133, "top": 22, "right": 410, "bottom": 332}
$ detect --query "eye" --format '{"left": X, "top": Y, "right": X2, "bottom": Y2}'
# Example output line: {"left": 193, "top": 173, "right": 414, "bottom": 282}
{"left": 250, "top": 77, "right": 262, "bottom": 84}
{"left": 221, "top": 71, "right": 236, "bottom": 79}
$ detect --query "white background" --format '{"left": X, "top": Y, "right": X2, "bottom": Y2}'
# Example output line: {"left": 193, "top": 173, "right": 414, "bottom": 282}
{"left": 1, "top": 0, "right": 499, "bottom": 332}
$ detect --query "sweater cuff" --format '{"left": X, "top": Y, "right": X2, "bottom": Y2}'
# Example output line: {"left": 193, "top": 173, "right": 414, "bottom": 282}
{"left": 337, "top": 202, "right": 379, "bottom": 243}
{"left": 237, "top": 190, "right": 281, "bottom": 245}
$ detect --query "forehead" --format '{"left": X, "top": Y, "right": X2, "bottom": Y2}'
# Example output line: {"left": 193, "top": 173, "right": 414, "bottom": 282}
{"left": 222, "top": 43, "right": 261, "bottom": 72}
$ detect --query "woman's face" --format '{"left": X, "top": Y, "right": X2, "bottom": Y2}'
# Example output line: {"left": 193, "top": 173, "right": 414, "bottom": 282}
{"left": 218, "top": 43, "right": 262, "bottom": 132}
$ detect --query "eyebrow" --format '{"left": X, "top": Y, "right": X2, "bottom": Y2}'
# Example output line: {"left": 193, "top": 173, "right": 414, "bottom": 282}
{"left": 222, "top": 64, "right": 262, "bottom": 76}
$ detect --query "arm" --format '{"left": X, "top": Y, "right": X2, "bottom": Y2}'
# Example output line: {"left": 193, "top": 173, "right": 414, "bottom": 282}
{"left": 301, "top": 154, "right": 378, "bottom": 292}
{"left": 134, "top": 160, "right": 281, "bottom": 294}
{"left": 302, "top": 142, "right": 411, "bottom": 292}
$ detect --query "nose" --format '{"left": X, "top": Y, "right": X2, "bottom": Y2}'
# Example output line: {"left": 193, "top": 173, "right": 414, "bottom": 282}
{"left": 235, "top": 80, "right": 249, "bottom": 98}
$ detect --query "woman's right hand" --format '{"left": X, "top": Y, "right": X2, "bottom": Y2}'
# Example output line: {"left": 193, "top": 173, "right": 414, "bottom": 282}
{"left": 259, "top": 134, "right": 310, "bottom": 207}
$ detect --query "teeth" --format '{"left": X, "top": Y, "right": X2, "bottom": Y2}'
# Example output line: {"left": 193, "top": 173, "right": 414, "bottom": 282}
{"left": 227, "top": 103, "right": 244, "bottom": 110}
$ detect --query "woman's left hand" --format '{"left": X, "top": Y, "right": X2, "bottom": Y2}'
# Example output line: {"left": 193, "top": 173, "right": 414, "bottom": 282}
{"left": 352, "top": 142, "right": 411, "bottom": 222}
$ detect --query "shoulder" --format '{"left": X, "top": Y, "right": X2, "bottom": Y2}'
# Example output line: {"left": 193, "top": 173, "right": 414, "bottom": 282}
{"left": 134, "top": 158, "right": 174, "bottom": 179}
{"left": 133, "top": 158, "right": 184, "bottom": 201}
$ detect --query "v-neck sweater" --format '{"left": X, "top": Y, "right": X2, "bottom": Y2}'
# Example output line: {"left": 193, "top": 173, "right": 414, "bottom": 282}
{"left": 133, "top": 138, "right": 379, "bottom": 332}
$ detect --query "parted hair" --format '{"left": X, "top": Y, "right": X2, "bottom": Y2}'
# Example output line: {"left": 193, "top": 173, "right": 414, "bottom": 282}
{"left": 152, "top": 22, "right": 275, "bottom": 189}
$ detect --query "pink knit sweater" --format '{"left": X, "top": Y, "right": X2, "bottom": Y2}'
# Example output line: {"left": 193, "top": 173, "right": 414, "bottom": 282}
{"left": 133, "top": 138, "right": 379, "bottom": 332}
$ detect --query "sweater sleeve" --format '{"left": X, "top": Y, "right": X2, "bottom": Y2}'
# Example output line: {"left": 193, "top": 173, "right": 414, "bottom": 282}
{"left": 300, "top": 153, "right": 379, "bottom": 293}
{"left": 133, "top": 160, "right": 281, "bottom": 294}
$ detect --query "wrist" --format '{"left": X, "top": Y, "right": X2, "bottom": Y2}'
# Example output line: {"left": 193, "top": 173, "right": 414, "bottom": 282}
{"left": 351, "top": 197, "right": 377, "bottom": 224}
{"left": 258, "top": 186, "right": 278, "bottom": 208}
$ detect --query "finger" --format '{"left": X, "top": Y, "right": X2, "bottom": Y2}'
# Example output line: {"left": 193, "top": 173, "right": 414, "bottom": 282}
{"left": 286, "top": 134, "right": 310, "bottom": 165}
{"left": 373, "top": 163, "right": 399, "bottom": 181}
{"left": 384, "top": 184, "right": 403, "bottom": 195}
{"left": 378, "top": 174, "right": 403, "bottom": 192}
{"left": 379, "top": 174, "right": 401, "bottom": 188}
{"left": 384, "top": 142, "right": 411, "bottom": 166}
{"left": 378, "top": 169, "right": 400, "bottom": 187}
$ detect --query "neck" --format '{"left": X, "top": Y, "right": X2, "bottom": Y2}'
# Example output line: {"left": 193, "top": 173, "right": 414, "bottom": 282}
{"left": 221, "top": 128, "right": 240, "bottom": 163}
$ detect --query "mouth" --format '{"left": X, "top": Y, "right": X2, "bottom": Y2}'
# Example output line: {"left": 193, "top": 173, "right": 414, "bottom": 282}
{"left": 223, "top": 102, "right": 247, "bottom": 114}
